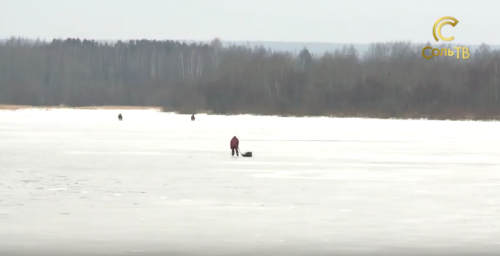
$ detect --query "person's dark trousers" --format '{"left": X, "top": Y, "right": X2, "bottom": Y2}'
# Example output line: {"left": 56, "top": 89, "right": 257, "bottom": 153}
{"left": 231, "top": 147, "right": 239, "bottom": 156}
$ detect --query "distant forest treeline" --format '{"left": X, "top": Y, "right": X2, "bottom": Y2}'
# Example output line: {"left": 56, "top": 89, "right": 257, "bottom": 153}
{"left": 1, "top": 37, "right": 499, "bottom": 119}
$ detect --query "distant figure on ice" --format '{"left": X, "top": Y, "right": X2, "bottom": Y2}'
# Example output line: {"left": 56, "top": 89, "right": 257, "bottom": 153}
{"left": 230, "top": 136, "right": 239, "bottom": 156}
{"left": 191, "top": 114, "right": 195, "bottom": 121}
{"left": 118, "top": 113, "right": 122, "bottom": 121}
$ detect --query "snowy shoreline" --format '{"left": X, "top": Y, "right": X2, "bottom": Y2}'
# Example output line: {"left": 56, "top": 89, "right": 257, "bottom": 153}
{"left": 2, "top": 105, "right": 500, "bottom": 122}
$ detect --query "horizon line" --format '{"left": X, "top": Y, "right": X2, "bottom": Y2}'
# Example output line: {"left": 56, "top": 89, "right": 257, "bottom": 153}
{"left": 0, "top": 36, "right": 497, "bottom": 46}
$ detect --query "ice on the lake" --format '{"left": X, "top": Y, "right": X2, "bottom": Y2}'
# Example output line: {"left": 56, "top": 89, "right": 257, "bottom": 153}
{"left": 2, "top": 109, "right": 500, "bottom": 255}
{"left": 272, "top": 240, "right": 287, "bottom": 243}
{"left": 129, "top": 250, "right": 144, "bottom": 253}
{"left": 48, "top": 188, "right": 67, "bottom": 191}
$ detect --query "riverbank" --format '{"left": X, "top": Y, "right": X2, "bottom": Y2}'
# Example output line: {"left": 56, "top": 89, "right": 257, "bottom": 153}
{"left": 1, "top": 104, "right": 500, "bottom": 122}
{"left": 0, "top": 105, "right": 162, "bottom": 111}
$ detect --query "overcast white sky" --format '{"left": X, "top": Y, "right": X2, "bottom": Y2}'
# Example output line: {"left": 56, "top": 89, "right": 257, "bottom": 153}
{"left": 0, "top": 0, "right": 498, "bottom": 45}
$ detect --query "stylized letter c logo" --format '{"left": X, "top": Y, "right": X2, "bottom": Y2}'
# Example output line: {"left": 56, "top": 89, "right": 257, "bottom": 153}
{"left": 433, "top": 16, "right": 459, "bottom": 42}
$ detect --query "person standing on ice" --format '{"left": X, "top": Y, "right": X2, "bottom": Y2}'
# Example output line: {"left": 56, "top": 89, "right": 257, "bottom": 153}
{"left": 230, "top": 136, "right": 239, "bottom": 156}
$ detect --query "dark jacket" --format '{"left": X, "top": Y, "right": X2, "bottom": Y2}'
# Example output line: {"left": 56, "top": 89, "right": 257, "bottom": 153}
{"left": 230, "top": 136, "right": 239, "bottom": 148}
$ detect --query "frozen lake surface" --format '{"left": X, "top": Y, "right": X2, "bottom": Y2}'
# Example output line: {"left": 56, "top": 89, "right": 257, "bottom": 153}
{"left": 1, "top": 109, "right": 500, "bottom": 256}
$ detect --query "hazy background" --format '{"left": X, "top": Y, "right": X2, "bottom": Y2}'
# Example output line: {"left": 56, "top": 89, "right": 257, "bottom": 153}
{"left": 1, "top": 0, "right": 500, "bottom": 118}
{"left": 1, "top": 0, "right": 499, "bottom": 45}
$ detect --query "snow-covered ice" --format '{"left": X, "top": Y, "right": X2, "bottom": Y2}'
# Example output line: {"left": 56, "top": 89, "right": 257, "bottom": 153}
{"left": 1, "top": 109, "right": 500, "bottom": 255}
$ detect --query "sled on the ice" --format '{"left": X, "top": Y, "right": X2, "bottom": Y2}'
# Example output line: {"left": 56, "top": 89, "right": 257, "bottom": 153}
{"left": 242, "top": 152, "right": 252, "bottom": 157}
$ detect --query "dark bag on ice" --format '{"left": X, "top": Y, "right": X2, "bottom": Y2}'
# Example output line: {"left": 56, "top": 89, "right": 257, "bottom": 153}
{"left": 242, "top": 152, "right": 252, "bottom": 157}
